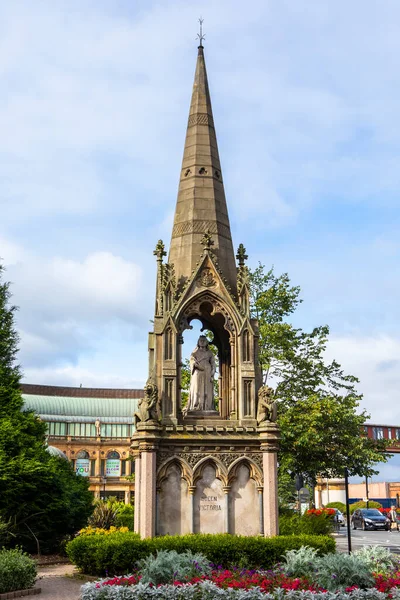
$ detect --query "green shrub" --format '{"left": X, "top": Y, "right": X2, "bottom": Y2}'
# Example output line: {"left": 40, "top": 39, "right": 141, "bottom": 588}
{"left": 115, "top": 504, "right": 135, "bottom": 531}
{"left": 138, "top": 549, "right": 211, "bottom": 584}
{"left": 325, "top": 502, "right": 346, "bottom": 513}
{"left": 0, "top": 548, "right": 37, "bottom": 594}
{"left": 314, "top": 552, "right": 374, "bottom": 591}
{"left": 281, "top": 545, "right": 321, "bottom": 579}
{"left": 349, "top": 501, "right": 382, "bottom": 514}
{"left": 354, "top": 545, "right": 400, "bottom": 575}
{"left": 66, "top": 531, "right": 335, "bottom": 576}
{"left": 279, "top": 512, "right": 333, "bottom": 536}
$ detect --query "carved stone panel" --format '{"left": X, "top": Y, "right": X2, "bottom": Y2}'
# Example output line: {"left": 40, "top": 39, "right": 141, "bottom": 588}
{"left": 194, "top": 464, "right": 225, "bottom": 534}
{"left": 228, "top": 463, "right": 259, "bottom": 535}
{"left": 157, "top": 463, "right": 190, "bottom": 536}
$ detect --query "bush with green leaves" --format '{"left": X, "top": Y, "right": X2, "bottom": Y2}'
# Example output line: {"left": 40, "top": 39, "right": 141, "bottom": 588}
{"left": 326, "top": 502, "right": 346, "bottom": 513}
{"left": 0, "top": 547, "right": 37, "bottom": 594}
{"left": 314, "top": 552, "right": 375, "bottom": 591}
{"left": 279, "top": 512, "right": 334, "bottom": 536}
{"left": 138, "top": 549, "right": 211, "bottom": 585}
{"left": 354, "top": 545, "right": 400, "bottom": 575}
{"left": 89, "top": 499, "right": 135, "bottom": 531}
{"left": 115, "top": 503, "right": 135, "bottom": 531}
{"left": 67, "top": 531, "right": 335, "bottom": 576}
{"left": 281, "top": 545, "right": 320, "bottom": 579}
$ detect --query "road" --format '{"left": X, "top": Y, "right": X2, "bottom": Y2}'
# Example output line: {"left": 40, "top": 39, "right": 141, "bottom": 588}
{"left": 335, "top": 526, "right": 400, "bottom": 554}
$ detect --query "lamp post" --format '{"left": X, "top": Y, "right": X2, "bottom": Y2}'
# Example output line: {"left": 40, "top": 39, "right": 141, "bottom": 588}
{"left": 344, "top": 468, "right": 352, "bottom": 554}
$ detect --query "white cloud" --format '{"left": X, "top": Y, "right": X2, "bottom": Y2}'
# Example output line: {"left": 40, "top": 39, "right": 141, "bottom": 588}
{"left": 326, "top": 335, "right": 400, "bottom": 424}
{"left": 22, "top": 364, "right": 144, "bottom": 390}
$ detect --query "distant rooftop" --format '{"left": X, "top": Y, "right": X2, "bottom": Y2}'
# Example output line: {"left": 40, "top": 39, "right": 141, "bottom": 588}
{"left": 21, "top": 383, "right": 144, "bottom": 423}
{"left": 21, "top": 383, "right": 144, "bottom": 399}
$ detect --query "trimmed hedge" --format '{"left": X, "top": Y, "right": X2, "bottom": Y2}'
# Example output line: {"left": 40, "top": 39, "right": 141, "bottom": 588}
{"left": 67, "top": 532, "right": 335, "bottom": 576}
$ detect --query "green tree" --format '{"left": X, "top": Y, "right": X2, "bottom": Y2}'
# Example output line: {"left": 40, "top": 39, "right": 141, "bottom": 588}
{"left": 0, "top": 264, "right": 93, "bottom": 552}
{"left": 249, "top": 264, "right": 390, "bottom": 488}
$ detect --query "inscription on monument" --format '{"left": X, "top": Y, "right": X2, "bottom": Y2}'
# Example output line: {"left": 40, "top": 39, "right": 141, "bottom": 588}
{"left": 199, "top": 494, "right": 222, "bottom": 511}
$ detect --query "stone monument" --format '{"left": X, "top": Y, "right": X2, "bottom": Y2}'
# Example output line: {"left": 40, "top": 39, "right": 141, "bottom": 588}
{"left": 131, "top": 40, "right": 280, "bottom": 539}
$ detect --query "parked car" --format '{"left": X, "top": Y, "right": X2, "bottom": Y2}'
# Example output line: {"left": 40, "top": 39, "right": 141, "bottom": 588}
{"left": 351, "top": 508, "right": 390, "bottom": 531}
{"left": 333, "top": 508, "right": 345, "bottom": 527}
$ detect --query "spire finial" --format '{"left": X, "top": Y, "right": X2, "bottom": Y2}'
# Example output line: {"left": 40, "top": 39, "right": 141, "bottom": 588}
{"left": 196, "top": 17, "right": 205, "bottom": 48}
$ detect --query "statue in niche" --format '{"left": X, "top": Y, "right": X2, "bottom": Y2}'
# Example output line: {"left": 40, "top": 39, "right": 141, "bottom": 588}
{"left": 95, "top": 418, "right": 101, "bottom": 437}
{"left": 186, "top": 335, "right": 216, "bottom": 412}
{"left": 257, "top": 385, "right": 277, "bottom": 424}
{"left": 134, "top": 379, "right": 159, "bottom": 425}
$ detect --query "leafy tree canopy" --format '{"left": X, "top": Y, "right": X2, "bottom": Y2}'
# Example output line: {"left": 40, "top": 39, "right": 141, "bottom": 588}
{"left": 249, "top": 264, "right": 390, "bottom": 486}
{"left": 0, "top": 264, "right": 93, "bottom": 552}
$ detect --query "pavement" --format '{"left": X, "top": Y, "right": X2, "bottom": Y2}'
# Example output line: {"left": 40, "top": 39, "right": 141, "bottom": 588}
{"left": 335, "top": 527, "right": 400, "bottom": 554}
{"left": 34, "top": 563, "right": 91, "bottom": 600}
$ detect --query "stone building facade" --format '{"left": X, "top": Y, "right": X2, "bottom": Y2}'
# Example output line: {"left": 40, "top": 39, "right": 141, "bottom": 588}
{"left": 22, "top": 384, "right": 141, "bottom": 503}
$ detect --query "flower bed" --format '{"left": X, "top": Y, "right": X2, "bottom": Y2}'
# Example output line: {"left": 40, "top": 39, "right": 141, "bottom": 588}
{"left": 79, "top": 545, "right": 400, "bottom": 600}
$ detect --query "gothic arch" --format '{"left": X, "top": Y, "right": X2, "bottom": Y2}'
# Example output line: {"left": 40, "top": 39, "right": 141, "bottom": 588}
{"left": 176, "top": 290, "right": 240, "bottom": 336}
{"left": 227, "top": 457, "right": 263, "bottom": 487}
{"left": 193, "top": 456, "right": 228, "bottom": 486}
{"left": 157, "top": 456, "right": 192, "bottom": 487}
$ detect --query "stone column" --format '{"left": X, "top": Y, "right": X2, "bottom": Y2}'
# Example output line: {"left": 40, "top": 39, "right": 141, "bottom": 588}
{"left": 257, "top": 486, "right": 264, "bottom": 535}
{"left": 125, "top": 489, "right": 131, "bottom": 505}
{"left": 139, "top": 446, "right": 157, "bottom": 538}
{"left": 189, "top": 486, "right": 196, "bottom": 534}
{"left": 223, "top": 486, "right": 231, "bottom": 533}
{"left": 259, "top": 423, "right": 280, "bottom": 537}
{"left": 134, "top": 454, "right": 141, "bottom": 534}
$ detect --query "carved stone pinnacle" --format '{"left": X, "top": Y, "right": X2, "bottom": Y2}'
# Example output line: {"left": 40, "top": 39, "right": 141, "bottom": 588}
{"left": 236, "top": 243, "right": 248, "bottom": 266}
{"left": 154, "top": 240, "right": 167, "bottom": 261}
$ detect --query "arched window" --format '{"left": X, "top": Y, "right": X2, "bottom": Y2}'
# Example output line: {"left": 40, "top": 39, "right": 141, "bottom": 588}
{"left": 75, "top": 450, "right": 90, "bottom": 477}
{"left": 106, "top": 451, "right": 121, "bottom": 477}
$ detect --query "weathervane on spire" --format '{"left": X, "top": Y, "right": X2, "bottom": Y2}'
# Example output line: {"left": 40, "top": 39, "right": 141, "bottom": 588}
{"left": 197, "top": 17, "right": 205, "bottom": 47}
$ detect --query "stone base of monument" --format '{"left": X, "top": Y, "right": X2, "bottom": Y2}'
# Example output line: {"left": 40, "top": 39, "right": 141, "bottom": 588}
{"left": 183, "top": 410, "right": 221, "bottom": 419}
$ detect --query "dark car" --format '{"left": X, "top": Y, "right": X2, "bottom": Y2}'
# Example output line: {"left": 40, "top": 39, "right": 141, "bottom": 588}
{"left": 351, "top": 508, "right": 390, "bottom": 531}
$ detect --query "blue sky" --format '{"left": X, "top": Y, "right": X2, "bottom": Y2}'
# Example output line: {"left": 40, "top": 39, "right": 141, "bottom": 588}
{"left": 1, "top": 0, "right": 400, "bottom": 466}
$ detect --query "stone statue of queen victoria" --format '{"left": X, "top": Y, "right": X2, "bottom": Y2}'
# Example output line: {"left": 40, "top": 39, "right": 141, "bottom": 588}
{"left": 187, "top": 335, "right": 216, "bottom": 412}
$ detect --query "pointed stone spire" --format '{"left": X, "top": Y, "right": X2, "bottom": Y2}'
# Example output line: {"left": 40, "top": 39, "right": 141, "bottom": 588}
{"left": 168, "top": 45, "right": 237, "bottom": 294}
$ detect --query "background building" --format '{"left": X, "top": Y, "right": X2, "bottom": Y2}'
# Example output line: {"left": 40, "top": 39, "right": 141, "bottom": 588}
{"left": 21, "top": 384, "right": 142, "bottom": 503}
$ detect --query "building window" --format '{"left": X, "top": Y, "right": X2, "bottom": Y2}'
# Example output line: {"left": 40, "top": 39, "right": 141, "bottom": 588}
{"left": 69, "top": 423, "right": 95, "bottom": 437}
{"left": 100, "top": 424, "right": 129, "bottom": 438}
{"left": 106, "top": 451, "right": 121, "bottom": 477}
{"left": 372, "top": 427, "right": 384, "bottom": 440}
{"left": 48, "top": 422, "right": 67, "bottom": 436}
{"left": 396, "top": 429, "right": 400, "bottom": 440}
{"left": 388, "top": 428, "right": 393, "bottom": 439}
{"left": 75, "top": 450, "right": 90, "bottom": 477}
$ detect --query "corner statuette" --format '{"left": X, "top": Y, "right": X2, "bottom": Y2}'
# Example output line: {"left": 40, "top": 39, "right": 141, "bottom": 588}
{"left": 257, "top": 385, "right": 277, "bottom": 424}
{"left": 134, "top": 378, "right": 160, "bottom": 425}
